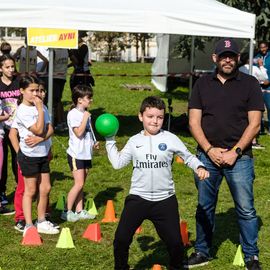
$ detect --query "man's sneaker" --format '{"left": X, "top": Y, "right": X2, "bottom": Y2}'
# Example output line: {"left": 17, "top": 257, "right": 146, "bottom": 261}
{"left": 0, "top": 192, "right": 8, "bottom": 205}
{"left": 184, "top": 252, "right": 209, "bottom": 269}
{"left": 245, "top": 256, "right": 261, "bottom": 270}
{"left": 0, "top": 206, "right": 15, "bottom": 215}
{"left": 76, "top": 210, "right": 96, "bottom": 220}
{"left": 61, "top": 210, "right": 80, "bottom": 222}
{"left": 14, "top": 220, "right": 26, "bottom": 232}
{"left": 252, "top": 143, "right": 265, "bottom": 150}
{"left": 37, "top": 220, "right": 59, "bottom": 234}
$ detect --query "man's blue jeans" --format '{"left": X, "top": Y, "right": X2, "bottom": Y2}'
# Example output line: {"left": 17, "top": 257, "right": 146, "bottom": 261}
{"left": 194, "top": 151, "right": 259, "bottom": 261}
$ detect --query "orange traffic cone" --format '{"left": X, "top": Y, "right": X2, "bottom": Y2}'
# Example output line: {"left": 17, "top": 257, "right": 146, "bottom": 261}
{"left": 152, "top": 264, "right": 162, "bottom": 270}
{"left": 21, "top": 226, "right": 43, "bottom": 246}
{"left": 102, "top": 200, "right": 118, "bottom": 222}
{"left": 176, "top": 156, "right": 184, "bottom": 164}
{"left": 135, "top": 225, "right": 143, "bottom": 234}
{"left": 83, "top": 223, "right": 102, "bottom": 242}
{"left": 180, "top": 220, "right": 191, "bottom": 246}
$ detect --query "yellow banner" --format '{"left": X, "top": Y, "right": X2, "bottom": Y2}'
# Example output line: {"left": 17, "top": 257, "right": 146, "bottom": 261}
{"left": 27, "top": 28, "right": 78, "bottom": 49}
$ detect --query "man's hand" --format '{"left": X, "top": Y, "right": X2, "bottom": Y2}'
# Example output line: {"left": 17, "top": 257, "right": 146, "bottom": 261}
{"left": 221, "top": 150, "right": 238, "bottom": 166}
{"left": 208, "top": 147, "right": 228, "bottom": 166}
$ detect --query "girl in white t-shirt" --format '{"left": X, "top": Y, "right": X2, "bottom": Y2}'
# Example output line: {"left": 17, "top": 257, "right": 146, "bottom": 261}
{"left": 12, "top": 75, "right": 59, "bottom": 235}
{"left": 61, "top": 85, "right": 99, "bottom": 222}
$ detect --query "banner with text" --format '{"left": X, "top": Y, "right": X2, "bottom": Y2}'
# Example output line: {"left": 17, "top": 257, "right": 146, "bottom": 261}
{"left": 27, "top": 28, "right": 78, "bottom": 48}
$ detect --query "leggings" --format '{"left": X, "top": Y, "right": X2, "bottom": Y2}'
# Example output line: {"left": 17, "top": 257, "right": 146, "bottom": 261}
{"left": 0, "top": 129, "right": 18, "bottom": 193}
{"left": 114, "top": 194, "right": 184, "bottom": 270}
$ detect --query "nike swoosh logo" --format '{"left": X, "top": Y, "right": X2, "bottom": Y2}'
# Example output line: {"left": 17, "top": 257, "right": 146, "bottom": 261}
{"left": 136, "top": 145, "right": 143, "bottom": 148}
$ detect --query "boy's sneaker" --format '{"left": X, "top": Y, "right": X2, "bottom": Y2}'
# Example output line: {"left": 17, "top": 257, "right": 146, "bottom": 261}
{"left": 37, "top": 220, "right": 59, "bottom": 234}
{"left": 14, "top": 220, "right": 26, "bottom": 232}
{"left": 0, "top": 192, "right": 8, "bottom": 205}
{"left": 46, "top": 217, "right": 60, "bottom": 229}
{"left": 184, "top": 252, "right": 209, "bottom": 269}
{"left": 76, "top": 210, "right": 96, "bottom": 220}
{"left": 245, "top": 256, "right": 261, "bottom": 270}
{"left": 61, "top": 210, "right": 80, "bottom": 222}
{"left": 0, "top": 206, "right": 15, "bottom": 215}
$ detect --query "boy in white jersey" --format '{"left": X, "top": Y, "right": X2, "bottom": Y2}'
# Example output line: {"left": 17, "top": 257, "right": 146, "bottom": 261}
{"left": 105, "top": 96, "right": 209, "bottom": 270}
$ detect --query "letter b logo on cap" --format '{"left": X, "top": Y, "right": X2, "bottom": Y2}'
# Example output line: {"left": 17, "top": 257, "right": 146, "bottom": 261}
{"left": 224, "top": 40, "right": 231, "bottom": 48}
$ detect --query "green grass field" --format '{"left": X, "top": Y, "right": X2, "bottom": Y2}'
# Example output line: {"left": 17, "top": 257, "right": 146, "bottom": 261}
{"left": 1, "top": 62, "right": 269, "bottom": 270}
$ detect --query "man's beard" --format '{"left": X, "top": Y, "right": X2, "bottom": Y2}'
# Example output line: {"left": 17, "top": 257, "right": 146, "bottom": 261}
{"left": 217, "top": 61, "right": 238, "bottom": 77}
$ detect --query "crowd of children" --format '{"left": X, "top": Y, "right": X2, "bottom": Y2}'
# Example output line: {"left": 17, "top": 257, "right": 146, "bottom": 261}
{"left": 0, "top": 42, "right": 99, "bottom": 235}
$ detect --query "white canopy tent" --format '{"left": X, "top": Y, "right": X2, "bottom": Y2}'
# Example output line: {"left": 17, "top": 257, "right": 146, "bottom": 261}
{"left": 1, "top": 0, "right": 255, "bottom": 37}
{"left": 0, "top": 0, "right": 256, "bottom": 98}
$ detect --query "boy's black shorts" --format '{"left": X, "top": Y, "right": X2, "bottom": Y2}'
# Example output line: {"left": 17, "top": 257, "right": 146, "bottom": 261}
{"left": 17, "top": 150, "right": 50, "bottom": 177}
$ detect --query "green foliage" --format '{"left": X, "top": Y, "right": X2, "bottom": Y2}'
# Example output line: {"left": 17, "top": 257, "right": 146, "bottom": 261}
{"left": 0, "top": 27, "right": 26, "bottom": 38}
{"left": 1, "top": 63, "right": 269, "bottom": 270}
{"left": 129, "top": 33, "right": 155, "bottom": 62}
{"left": 220, "top": 0, "right": 270, "bottom": 41}
{"left": 172, "top": 36, "right": 213, "bottom": 60}
{"left": 172, "top": 1, "right": 270, "bottom": 62}
{"left": 91, "top": 32, "right": 129, "bottom": 62}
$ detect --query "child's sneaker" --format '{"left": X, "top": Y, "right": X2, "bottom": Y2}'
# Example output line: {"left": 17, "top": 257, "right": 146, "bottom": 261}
{"left": 0, "top": 206, "right": 15, "bottom": 215}
{"left": 0, "top": 192, "right": 8, "bottom": 205}
{"left": 37, "top": 220, "right": 59, "bottom": 234}
{"left": 76, "top": 210, "right": 96, "bottom": 220}
{"left": 61, "top": 210, "right": 80, "bottom": 222}
{"left": 46, "top": 218, "right": 60, "bottom": 229}
{"left": 14, "top": 220, "right": 26, "bottom": 232}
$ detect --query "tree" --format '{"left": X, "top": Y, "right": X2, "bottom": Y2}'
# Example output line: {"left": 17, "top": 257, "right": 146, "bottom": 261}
{"left": 172, "top": 1, "right": 270, "bottom": 61}
{"left": 220, "top": 0, "right": 270, "bottom": 41}
{"left": 0, "top": 27, "right": 26, "bottom": 38}
{"left": 91, "top": 32, "right": 129, "bottom": 62}
{"left": 130, "top": 33, "right": 154, "bottom": 63}
{"left": 172, "top": 36, "right": 212, "bottom": 61}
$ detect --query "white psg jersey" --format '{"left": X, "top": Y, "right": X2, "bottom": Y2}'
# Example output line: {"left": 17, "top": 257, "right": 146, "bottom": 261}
{"left": 106, "top": 130, "right": 204, "bottom": 201}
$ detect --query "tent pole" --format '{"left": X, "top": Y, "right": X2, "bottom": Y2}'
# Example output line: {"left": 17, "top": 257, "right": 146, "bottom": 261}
{"left": 166, "top": 34, "right": 170, "bottom": 92}
{"left": 248, "top": 38, "right": 254, "bottom": 75}
{"left": 189, "top": 36, "right": 195, "bottom": 98}
{"left": 48, "top": 48, "right": 54, "bottom": 124}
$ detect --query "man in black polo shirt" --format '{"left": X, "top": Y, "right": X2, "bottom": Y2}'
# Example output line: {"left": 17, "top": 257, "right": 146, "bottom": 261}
{"left": 185, "top": 38, "right": 264, "bottom": 270}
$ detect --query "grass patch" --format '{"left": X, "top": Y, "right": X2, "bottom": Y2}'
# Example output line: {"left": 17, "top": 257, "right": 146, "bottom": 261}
{"left": 1, "top": 62, "right": 269, "bottom": 269}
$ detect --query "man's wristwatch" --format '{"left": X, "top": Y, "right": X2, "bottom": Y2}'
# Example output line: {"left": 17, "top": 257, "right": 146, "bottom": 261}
{"left": 232, "top": 146, "right": 242, "bottom": 157}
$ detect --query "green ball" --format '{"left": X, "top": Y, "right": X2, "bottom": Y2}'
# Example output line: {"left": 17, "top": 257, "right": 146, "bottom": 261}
{"left": 95, "top": 113, "right": 119, "bottom": 137}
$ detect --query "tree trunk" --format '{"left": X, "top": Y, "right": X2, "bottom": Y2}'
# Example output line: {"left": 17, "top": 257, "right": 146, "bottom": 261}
{"left": 141, "top": 35, "right": 145, "bottom": 63}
